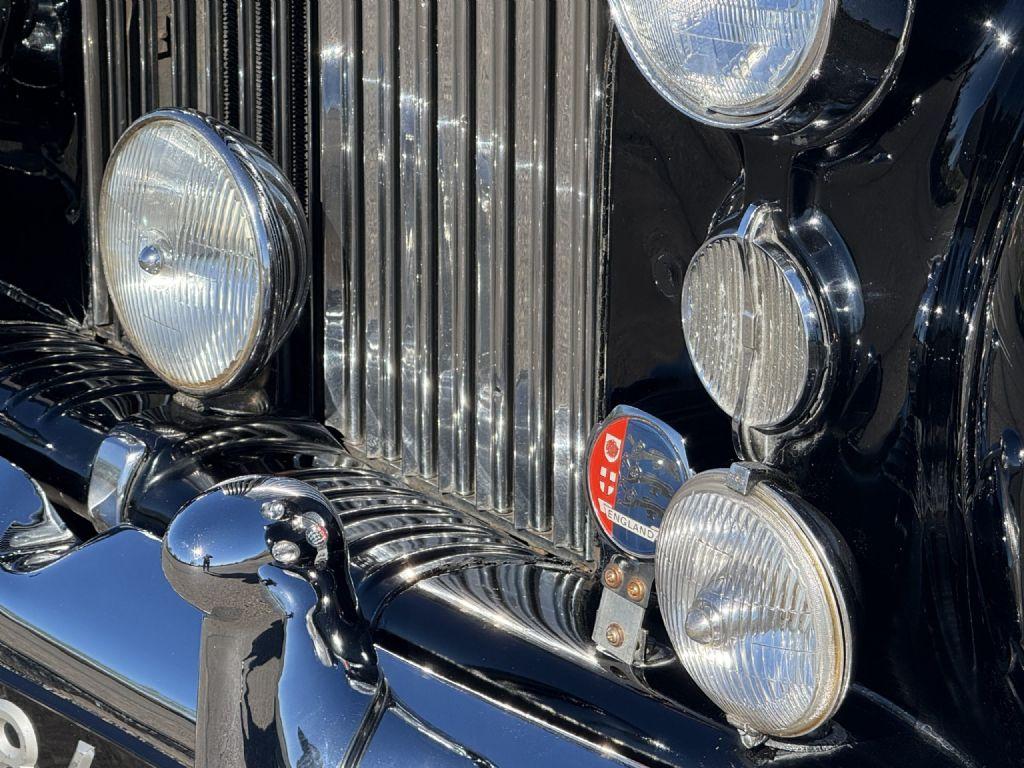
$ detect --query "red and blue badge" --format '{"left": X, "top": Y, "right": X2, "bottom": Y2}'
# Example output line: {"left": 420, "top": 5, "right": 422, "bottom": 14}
{"left": 587, "top": 406, "right": 693, "bottom": 559}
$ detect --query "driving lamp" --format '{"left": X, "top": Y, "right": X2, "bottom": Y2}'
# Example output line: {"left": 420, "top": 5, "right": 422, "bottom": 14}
{"left": 656, "top": 464, "right": 854, "bottom": 740}
{"left": 99, "top": 109, "right": 309, "bottom": 396}
{"left": 608, "top": 0, "right": 836, "bottom": 127}
{"left": 681, "top": 205, "right": 827, "bottom": 430}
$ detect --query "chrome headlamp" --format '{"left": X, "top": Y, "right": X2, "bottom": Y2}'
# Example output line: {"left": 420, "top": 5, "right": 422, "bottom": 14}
{"left": 656, "top": 464, "right": 856, "bottom": 740}
{"left": 609, "top": 0, "right": 914, "bottom": 138}
{"left": 680, "top": 204, "right": 861, "bottom": 433}
{"left": 99, "top": 109, "right": 310, "bottom": 396}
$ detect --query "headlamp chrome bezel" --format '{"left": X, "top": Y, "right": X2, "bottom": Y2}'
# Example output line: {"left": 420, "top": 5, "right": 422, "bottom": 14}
{"left": 609, "top": 0, "right": 915, "bottom": 142}
{"left": 99, "top": 108, "right": 310, "bottom": 396}
{"left": 655, "top": 463, "right": 857, "bottom": 740}
{"left": 681, "top": 203, "right": 863, "bottom": 441}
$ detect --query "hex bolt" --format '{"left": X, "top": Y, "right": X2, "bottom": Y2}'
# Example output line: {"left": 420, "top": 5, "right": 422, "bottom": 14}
{"left": 626, "top": 578, "right": 646, "bottom": 602}
{"left": 603, "top": 564, "right": 624, "bottom": 590}
{"left": 261, "top": 500, "right": 289, "bottom": 521}
{"left": 271, "top": 539, "right": 301, "bottom": 565}
{"left": 605, "top": 623, "right": 625, "bottom": 648}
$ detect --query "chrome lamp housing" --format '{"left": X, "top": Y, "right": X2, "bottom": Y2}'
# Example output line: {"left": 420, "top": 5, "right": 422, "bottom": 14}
{"left": 680, "top": 203, "right": 863, "bottom": 438}
{"left": 609, "top": 0, "right": 915, "bottom": 141}
{"left": 99, "top": 108, "right": 310, "bottom": 397}
{"left": 656, "top": 463, "right": 857, "bottom": 742}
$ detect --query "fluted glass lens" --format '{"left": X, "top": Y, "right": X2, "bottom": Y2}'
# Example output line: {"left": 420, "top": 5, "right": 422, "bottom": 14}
{"left": 610, "top": 0, "right": 831, "bottom": 123}
{"left": 681, "top": 237, "right": 815, "bottom": 428}
{"left": 656, "top": 481, "right": 847, "bottom": 737}
{"left": 100, "top": 118, "right": 265, "bottom": 393}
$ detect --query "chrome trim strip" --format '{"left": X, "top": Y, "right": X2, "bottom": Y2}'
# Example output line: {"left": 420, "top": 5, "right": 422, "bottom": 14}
{"left": 362, "top": 0, "right": 400, "bottom": 459}
{"left": 138, "top": 0, "right": 159, "bottom": 113}
{"left": 238, "top": 0, "right": 257, "bottom": 137}
{"left": 322, "top": 0, "right": 365, "bottom": 440}
{"left": 550, "top": 3, "right": 607, "bottom": 552}
{"left": 172, "top": 0, "right": 197, "bottom": 108}
{"left": 435, "top": 0, "right": 474, "bottom": 496}
{"left": 196, "top": 0, "right": 215, "bottom": 114}
{"left": 398, "top": 1, "right": 436, "bottom": 478}
{"left": 512, "top": 0, "right": 552, "bottom": 533}
{"left": 474, "top": 0, "right": 513, "bottom": 513}
{"left": 81, "top": 0, "right": 110, "bottom": 327}
{"left": 273, "top": 0, "right": 292, "bottom": 177}
{"left": 104, "top": 0, "right": 128, "bottom": 148}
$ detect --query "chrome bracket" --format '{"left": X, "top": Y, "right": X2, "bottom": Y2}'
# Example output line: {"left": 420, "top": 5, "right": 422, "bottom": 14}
{"left": 593, "top": 557, "right": 655, "bottom": 665}
{"left": 87, "top": 430, "right": 147, "bottom": 531}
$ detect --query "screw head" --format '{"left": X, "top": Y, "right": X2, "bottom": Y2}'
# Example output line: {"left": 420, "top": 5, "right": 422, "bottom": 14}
{"left": 605, "top": 623, "right": 625, "bottom": 648}
{"left": 271, "top": 539, "right": 301, "bottom": 564}
{"left": 138, "top": 243, "right": 165, "bottom": 275}
{"left": 603, "top": 564, "right": 624, "bottom": 589}
{"left": 626, "top": 577, "right": 646, "bottom": 602}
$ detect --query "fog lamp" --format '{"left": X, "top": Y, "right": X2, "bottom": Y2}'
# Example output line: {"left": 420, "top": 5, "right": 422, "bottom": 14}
{"left": 609, "top": 0, "right": 835, "bottom": 127}
{"left": 656, "top": 464, "right": 854, "bottom": 740}
{"left": 681, "top": 205, "right": 826, "bottom": 430}
{"left": 99, "top": 109, "right": 309, "bottom": 395}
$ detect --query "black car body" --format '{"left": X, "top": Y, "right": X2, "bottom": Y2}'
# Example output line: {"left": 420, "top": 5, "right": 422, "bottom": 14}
{"left": 0, "top": 0, "right": 1021, "bottom": 766}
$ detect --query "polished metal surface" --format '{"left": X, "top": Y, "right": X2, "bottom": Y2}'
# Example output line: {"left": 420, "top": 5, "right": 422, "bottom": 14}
{"left": 0, "top": 525, "right": 201, "bottom": 763}
{"left": 80, "top": 0, "right": 110, "bottom": 328}
{"left": 163, "top": 476, "right": 375, "bottom": 768}
{"left": 87, "top": 431, "right": 147, "bottom": 532}
{"left": 682, "top": 204, "right": 863, "bottom": 453}
{"left": 0, "top": 322, "right": 980, "bottom": 767}
{"left": 0, "top": 459, "right": 77, "bottom": 571}
{"left": 320, "top": 1, "right": 611, "bottom": 558}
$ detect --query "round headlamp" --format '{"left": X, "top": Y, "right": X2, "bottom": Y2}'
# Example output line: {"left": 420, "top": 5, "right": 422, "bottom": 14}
{"left": 681, "top": 205, "right": 827, "bottom": 430}
{"left": 99, "top": 109, "right": 309, "bottom": 395}
{"left": 656, "top": 464, "right": 854, "bottom": 740}
{"left": 609, "top": 0, "right": 835, "bottom": 127}
{"left": 609, "top": 0, "right": 914, "bottom": 138}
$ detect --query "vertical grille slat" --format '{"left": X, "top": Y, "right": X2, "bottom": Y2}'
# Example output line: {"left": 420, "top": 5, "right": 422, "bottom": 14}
{"left": 321, "top": 0, "right": 365, "bottom": 443}
{"left": 398, "top": 0, "right": 437, "bottom": 478}
{"left": 435, "top": 0, "right": 474, "bottom": 497}
{"left": 322, "top": 0, "right": 610, "bottom": 559}
{"left": 512, "top": 0, "right": 552, "bottom": 534}
{"left": 195, "top": 0, "right": 217, "bottom": 116}
{"left": 550, "top": 3, "right": 608, "bottom": 553}
{"left": 474, "top": 0, "right": 514, "bottom": 515}
{"left": 361, "top": 0, "right": 401, "bottom": 460}
{"left": 172, "top": 0, "right": 196, "bottom": 108}
{"left": 237, "top": 1, "right": 258, "bottom": 137}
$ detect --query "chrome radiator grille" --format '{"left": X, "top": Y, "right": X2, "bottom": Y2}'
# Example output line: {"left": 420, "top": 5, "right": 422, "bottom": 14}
{"left": 320, "top": 2, "right": 610, "bottom": 557}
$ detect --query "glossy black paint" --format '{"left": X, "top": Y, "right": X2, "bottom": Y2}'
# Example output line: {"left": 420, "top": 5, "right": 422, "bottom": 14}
{"left": 0, "top": 0, "right": 1023, "bottom": 764}
{"left": 0, "top": 0, "right": 89, "bottom": 320}
{"left": 605, "top": 0, "right": 1024, "bottom": 764}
